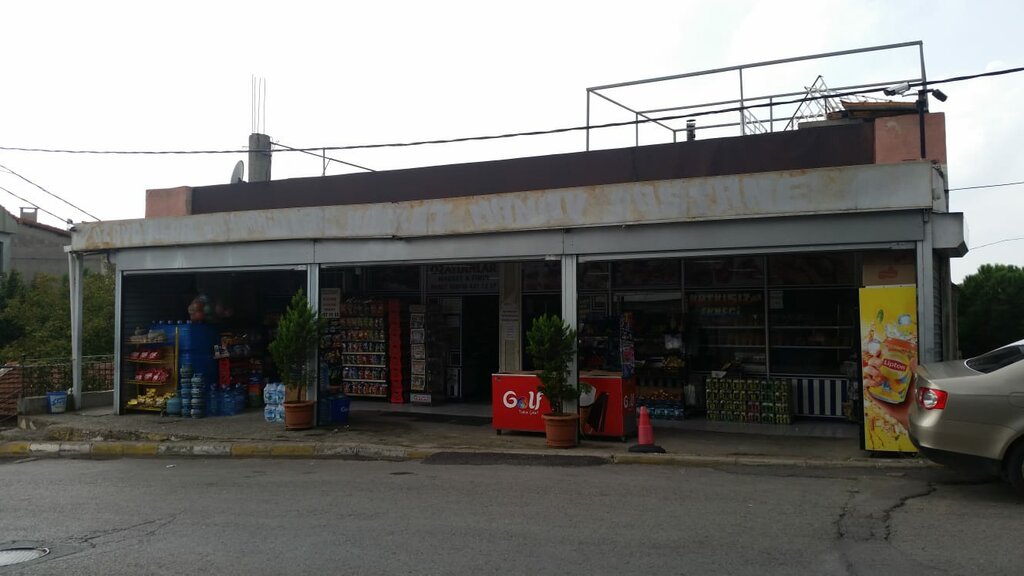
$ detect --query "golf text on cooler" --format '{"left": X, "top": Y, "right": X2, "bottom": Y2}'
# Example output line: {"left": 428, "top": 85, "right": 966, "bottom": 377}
{"left": 503, "top": 390, "right": 543, "bottom": 414}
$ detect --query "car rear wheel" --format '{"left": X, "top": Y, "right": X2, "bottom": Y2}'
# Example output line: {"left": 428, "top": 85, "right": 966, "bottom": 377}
{"left": 1007, "top": 443, "right": 1024, "bottom": 496}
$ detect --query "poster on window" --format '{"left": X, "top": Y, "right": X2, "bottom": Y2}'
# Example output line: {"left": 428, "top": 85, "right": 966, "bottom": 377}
{"left": 859, "top": 286, "right": 918, "bottom": 453}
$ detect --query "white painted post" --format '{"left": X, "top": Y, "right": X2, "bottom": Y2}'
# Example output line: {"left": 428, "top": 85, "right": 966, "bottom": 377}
{"left": 68, "top": 251, "right": 84, "bottom": 409}
{"left": 560, "top": 254, "right": 578, "bottom": 414}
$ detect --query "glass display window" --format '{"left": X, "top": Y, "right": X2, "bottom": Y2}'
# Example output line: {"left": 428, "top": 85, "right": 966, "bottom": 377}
{"left": 768, "top": 287, "right": 857, "bottom": 376}
{"left": 768, "top": 252, "right": 855, "bottom": 286}
{"left": 686, "top": 290, "right": 766, "bottom": 373}
{"left": 580, "top": 262, "right": 611, "bottom": 291}
{"left": 522, "top": 261, "right": 561, "bottom": 293}
{"left": 685, "top": 256, "right": 765, "bottom": 288}
{"left": 612, "top": 259, "right": 681, "bottom": 290}
{"left": 366, "top": 266, "right": 421, "bottom": 293}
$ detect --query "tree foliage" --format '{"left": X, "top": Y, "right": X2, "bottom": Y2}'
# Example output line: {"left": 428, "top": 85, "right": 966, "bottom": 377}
{"left": 0, "top": 269, "right": 116, "bottom": 362}
{"left": 267, "top": 290, "right": 324, "bottom": 401}
{"left": 957, "top": 264, "right": 1024, "bottom": 357}
{"left": 525, "top": 313, "right": 589, "bottom": 415}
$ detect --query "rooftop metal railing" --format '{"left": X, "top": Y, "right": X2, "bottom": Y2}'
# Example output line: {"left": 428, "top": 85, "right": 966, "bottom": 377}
{"left": 586, "top": 41, "right": 927, "bottom": 149}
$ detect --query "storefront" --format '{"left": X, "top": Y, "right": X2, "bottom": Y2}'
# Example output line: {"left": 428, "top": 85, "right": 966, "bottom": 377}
{"left": 68, "top": 126, "right": 966, "bottom": 445}
{"left": 118, "top": 268, "right": 307, "bottom": 415}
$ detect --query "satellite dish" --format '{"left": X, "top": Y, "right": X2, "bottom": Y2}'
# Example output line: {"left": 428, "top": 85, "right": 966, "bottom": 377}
{"left": 230, "top": 160, "right": 245, "bottom": 184}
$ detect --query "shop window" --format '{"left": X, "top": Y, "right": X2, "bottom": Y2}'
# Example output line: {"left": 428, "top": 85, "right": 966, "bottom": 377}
{"left": 366, "top": 266, "right": 421, "bottom": 293}
{"left": 686, "top": 290, "right": 766, "bottom": 373}
{"left": 521, "top": 261, "right": 561, "bottom": 293}
{"left": 612, "top": 259, "right": 681, "bottom": 290}
{"left": 426, "top": 263, "right": 499, "bottom": 293}
{"left": 685, "top": 256, "right": 764, "bottom": 288}
{"left": 768, "top": 287, "right": 857, "bottom": 376}
{"left": 580, "top": 262, "right": 610, "bottom": 291}
{"left": 768, "top": 253, "right": 855, "bottom": 286}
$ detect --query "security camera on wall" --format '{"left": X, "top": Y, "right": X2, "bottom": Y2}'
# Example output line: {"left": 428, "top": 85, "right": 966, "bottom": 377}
{"left": 883, "top": 82, "right": 911, "bottom": 96}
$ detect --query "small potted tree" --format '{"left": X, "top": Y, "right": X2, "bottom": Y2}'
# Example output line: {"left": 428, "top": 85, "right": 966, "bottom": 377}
{"left": 268, "top": 290, "right": 324, "bottom": 430}
{"left": 526, "top": 313, "right": 591, "bottom": 448}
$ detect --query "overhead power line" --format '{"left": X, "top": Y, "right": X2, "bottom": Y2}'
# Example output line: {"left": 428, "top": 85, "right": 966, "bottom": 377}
{"left": 970, "top": 237, "right": 1024, "bottom": 251}
{"left": 949, "top": 180, "right": 1024, "bottom": 192}
{"left": 0, "top": 162, "right": 100, "bottom": 221}
{"left": 0, "top": 184, "right": 71, "bottom": 225}
{"left": 0, "top": 66, "right": 1021, "bottom": 157}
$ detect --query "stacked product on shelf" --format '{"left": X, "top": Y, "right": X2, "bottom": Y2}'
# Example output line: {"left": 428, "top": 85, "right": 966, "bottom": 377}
{"left": 125, "top": 324, "right": 178, "bottom": 412}
{"left": 179, "top": 363, "right": 193, "bottom": 417}
{"left": 387, "top": 299, "right": 405, "bottom": 403}
{"left": 188, "top": 371, "right": 206, "bottom": 418}
{"left": 213, "top": 331, "right": 265, "bottom": 415}
{"left": 705, "top": 376, "right": 793, "bottom": 424}
{"left": 323, "top": 300, "right": 389, "bottom": 399}
{"left": 636, "top": 384, "right": 686, "bottom": 421}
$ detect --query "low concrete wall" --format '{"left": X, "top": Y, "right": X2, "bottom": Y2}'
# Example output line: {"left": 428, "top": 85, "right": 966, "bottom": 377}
{"left": 18, "top": 390, "right": 113, "bottom": 415}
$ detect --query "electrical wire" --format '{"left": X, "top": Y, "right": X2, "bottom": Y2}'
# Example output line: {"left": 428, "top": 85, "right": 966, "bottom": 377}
{"left": 0, "top": 184, "right": 71, "bottom": 225}
{"left": 0, "top": 66, "right": 1020, "bottom": 156}
{"left": 0, "top": 162, "right": 100, "bottom": 221}
{"left": 949, "top": 180, "right": 1024, "bottom": 192}
{"left": 970, "top": 237, "right": 1024, "bottom": 251}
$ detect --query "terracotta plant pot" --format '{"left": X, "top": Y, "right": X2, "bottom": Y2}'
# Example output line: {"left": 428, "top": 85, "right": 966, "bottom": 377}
{"left": 284, "top": 400, "right": 316, "bottom": 430}
{"left": 542, "top": 413, "right": 579, "bottom": 448}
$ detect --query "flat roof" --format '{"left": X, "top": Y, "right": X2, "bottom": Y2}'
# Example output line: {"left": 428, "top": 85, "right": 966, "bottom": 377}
{"left": 190, "top": 122, "right": 875, "bottom": 214}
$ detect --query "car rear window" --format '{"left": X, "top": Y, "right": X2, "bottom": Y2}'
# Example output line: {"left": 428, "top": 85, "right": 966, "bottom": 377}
{"left": 966, "top": 344, "right": 1024, "bottom": 374}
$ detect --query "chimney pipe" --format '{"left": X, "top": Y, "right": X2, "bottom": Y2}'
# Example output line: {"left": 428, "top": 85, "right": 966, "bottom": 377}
{"left": 248, "top": 133, "right": 272, "bottom": 182}
{"left": 686, "top": 120, "right": 696, "bottom": 141}
{"left": 19, "top": 207, "right": 37, "bottom": 223}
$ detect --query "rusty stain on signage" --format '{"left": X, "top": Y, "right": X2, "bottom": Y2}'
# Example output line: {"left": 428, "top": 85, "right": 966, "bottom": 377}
{"left": 71, "top": 163, "right": 935, "bottom": 252}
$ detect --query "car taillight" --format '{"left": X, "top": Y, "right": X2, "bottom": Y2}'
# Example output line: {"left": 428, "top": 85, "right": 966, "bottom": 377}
{"left": 916, "top": 387, "right": 948, "bottom": 410}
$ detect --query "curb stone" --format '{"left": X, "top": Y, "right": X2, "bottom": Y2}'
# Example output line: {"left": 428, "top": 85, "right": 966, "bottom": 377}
{"left": 0, "top": 440, "right": 937, "bottom": 470}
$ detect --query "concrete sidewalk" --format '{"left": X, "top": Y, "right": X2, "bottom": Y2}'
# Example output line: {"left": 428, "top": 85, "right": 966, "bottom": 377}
{"left": 0, "top": 407, "right": 930, "bottom": 469}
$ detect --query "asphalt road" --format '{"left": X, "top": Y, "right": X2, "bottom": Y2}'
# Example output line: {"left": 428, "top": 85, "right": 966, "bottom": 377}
{"left": 0, "top": 457, "right": 1020, "bottom": 575}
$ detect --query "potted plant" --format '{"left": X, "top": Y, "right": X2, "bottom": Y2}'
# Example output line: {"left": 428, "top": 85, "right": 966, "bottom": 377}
{"left": 526, "top": 313, "right": 591, "bottom": 448}
{"left": 268, "top": 290, "right": 325, "bottom": 430}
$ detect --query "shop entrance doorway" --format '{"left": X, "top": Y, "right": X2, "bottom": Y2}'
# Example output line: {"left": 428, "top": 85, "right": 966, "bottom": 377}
{"left": 460, "top": 295, "right": 499, "bottom": 403}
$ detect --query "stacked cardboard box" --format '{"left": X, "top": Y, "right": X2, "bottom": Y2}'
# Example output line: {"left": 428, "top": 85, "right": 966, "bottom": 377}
{"left": 388, "top": 299, "right": 405, "bottom": 403}
{"left": 705, "top": 377, "right": 793, "bottom": 424}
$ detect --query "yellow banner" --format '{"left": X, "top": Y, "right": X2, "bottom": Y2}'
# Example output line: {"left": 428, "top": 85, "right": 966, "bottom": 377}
{"left": 859, "top": 286, "right": 918, "bottom": 452}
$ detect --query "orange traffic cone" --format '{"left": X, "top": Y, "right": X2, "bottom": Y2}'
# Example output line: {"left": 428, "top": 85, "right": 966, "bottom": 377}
{"left": 629, "top": 406, "right": 666, "bottom": 453}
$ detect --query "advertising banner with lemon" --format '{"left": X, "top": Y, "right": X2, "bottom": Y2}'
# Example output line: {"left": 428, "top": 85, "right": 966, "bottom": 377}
{"left": 859, "top": 286, "right": 918, "bottom": 452}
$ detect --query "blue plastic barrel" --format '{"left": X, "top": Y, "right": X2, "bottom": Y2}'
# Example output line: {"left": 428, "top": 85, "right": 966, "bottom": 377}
{"left": 330, "top": 396, "right": 351, "bottom": 426}
{"left": 47, "top": 391, "right": 68, "bottom": 414}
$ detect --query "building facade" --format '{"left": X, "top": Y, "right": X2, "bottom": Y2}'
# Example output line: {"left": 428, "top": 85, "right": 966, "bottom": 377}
{"left": 66, "top": 111, "right": 965, "bottom": 447}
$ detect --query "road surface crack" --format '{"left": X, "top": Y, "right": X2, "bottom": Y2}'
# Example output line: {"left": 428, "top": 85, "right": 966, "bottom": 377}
{"left": 74, "top": 515, "right": 179, "bottom": 549}
{"left": 883, "top": 484, "right": 936, "bottom": 542}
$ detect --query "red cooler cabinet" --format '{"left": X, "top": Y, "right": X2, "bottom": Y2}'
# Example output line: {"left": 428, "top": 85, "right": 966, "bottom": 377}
{"left": 580, "top": 371, "right": 637, "bottom": 441}
{"left": 491, "top": 372, "right": 550, "bottom": 434}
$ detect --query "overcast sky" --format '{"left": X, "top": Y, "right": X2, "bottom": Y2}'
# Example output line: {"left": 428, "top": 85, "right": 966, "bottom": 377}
{"left": 1, "top": 0, "right": 1020, "bottom": 282}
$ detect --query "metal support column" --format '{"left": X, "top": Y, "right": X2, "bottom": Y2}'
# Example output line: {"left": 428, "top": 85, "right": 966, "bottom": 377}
{"left": 306, "top": 264, "right": 320, "bottom": 405}
{"left": 739, "top": 69, "right": 747, "bottom": 136}
{"left": 560, "top": 254, "right": 578, "bottom": 414}
{"left": 917, "top": 213, "right": 937, "bottom": 363}
{"left": 585, "top": 91, "right": 591, "bottom": 151}
{"left": 68, "top": 252, "right": 84, "bottom": 409}
{"left": 113, "top": 269, "right": 124, "bottom": 413}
